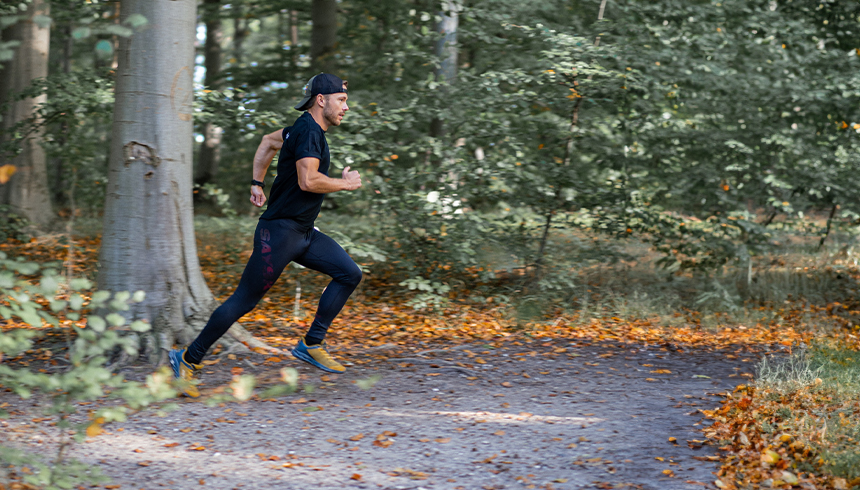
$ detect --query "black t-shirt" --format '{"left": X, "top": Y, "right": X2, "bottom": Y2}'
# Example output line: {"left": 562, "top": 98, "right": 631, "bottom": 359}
{"left": 260, "top": 112, "right": 330, "bottom": 227}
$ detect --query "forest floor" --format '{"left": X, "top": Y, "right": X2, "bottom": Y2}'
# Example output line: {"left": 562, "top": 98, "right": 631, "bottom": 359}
{"left": 2, "top": 335, "right": 769, "bottom": 490}
{"left": 4, "top": 224, "right": 860, "bottom": 489}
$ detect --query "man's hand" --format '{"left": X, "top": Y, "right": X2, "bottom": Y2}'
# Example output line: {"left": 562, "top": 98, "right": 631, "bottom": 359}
{"left": 250, "top": 185, "right": 267, "bottom": 207}
{"left": 342, "top": 166, "right": 362, "bottom": 191}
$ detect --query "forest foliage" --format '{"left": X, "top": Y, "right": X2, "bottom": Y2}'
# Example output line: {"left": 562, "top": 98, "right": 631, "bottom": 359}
{"left": 2, "top": 0, "right": 859, "bottom": 290}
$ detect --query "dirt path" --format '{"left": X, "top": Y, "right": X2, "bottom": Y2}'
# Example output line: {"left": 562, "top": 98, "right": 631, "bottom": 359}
{"left": 2, "top": 340, "right": 767, "bottom": 490}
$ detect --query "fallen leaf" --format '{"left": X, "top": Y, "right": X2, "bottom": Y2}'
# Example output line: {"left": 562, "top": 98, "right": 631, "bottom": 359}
{"left": 164, "top": 443, "right": 180, "bottom": 448}
{"left": 265, "top": 357, "right": 282, "bottom": 363}
{"left": 501, "top": 382, "right": 513, "bottom": 387}
{"left": 290, "top": 398, "right": 308, "bottom": 404}
{"left": 372, "top": 439, "right": 393, "bottom": 448}
{"left": 435, "top": 437, "right": 451, "bottom": 443}
{"left": 86, "top": 422, "right": 103, "bottom": 437}
{"left": 493, "top": 430, "right": 505, "bottom": 436}
{"left": 350, "top": 473, "right": 362, "bottom": 480}
{"left": 760, "top": 449, "right": 780, "bottom": 464}
{"left": 0, "top": 164, "right": 16, "bottom": 184}
{"left": 349, "top": 433, "right": 364, "bottom": 441}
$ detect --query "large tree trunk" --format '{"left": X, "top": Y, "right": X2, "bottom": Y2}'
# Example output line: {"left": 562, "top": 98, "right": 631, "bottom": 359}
{"left": 311, "top": 0, "right": 337, "bottom": 73}
{"left": 99, "top": 0, "right": 267, "bottom": 362}
{"left": 0, "top": 0, "right": 53, "bottom": 227}
{"left": 195, "top": 0, "right": 223, "bottom": 188}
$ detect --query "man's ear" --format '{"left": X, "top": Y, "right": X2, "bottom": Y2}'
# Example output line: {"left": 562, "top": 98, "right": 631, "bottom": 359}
{"left": 316, "top": 94, "right": 326, "bottom": 107}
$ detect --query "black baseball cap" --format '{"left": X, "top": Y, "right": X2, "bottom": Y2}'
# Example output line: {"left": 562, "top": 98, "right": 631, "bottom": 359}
{"left": 294, "top": 73, "right": 348, "bottom": 111}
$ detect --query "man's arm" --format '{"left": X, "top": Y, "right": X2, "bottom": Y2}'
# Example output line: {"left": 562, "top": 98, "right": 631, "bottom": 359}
{"left": 250, "top": 129, "right": 285, "bottom": 207}
{"left": 297, "top": 157, "right": 362, "bottom": 193}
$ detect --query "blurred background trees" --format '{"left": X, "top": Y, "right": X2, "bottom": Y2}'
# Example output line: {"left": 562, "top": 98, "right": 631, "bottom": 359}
{"left": 0, "top": 0, "right": 859, "bottom": 302}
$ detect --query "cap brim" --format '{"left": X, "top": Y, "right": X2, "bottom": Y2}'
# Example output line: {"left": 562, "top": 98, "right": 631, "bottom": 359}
{"left": 294, "top": 95, "right": 313, "bottom": 111}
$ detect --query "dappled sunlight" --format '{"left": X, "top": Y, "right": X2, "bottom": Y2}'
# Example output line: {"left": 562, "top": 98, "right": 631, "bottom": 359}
{"left": 377, "top": 409, "right": 604, "bottom": 426}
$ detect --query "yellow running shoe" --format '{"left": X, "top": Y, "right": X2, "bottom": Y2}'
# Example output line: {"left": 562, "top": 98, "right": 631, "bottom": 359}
{"left": 291, "top": 338, "right": 346, "bottom": 373}
{"left": 168, "top": 348, "right": 202, "bottom": 398}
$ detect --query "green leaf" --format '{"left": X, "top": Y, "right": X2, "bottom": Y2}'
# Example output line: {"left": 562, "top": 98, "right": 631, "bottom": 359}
{"left": 71, "top": 27, "right": 91, "bottom": 40}
{"left": 95, "top": 40, "right": 113, "bottom": 59}
{"left": 69, "top": 294, "right": 84, "bottom": 310}
{"left": 39, "top": 275, "right": 59, "bottom": 296}
{"left": 87, "top": 316, "right": 106, "bottom": 333}
{"left": 124, "top": 13, "right": 148, "bottom": 29}
{"left": 129, "top": 320, "right": 150, "bottom": 332}
{"left": 132, "top": 290, "right": 146, "bottom": 303}
{"left": 49, "top": 299, "right": 67, "bottom": 312}
{"left": 104, "top": 24, "right": 133, "bottom": 37}
{"left": 32, "top": 14, "right": 51, "bottom": 29}
{"left": 70, "top": 278, "right": 92, "bottom": 291}
{"left": 105, "top": 313, "right": 126, "bottom": 327}
{"left": 90, "top": 291, "right": 110, "bottom": 306}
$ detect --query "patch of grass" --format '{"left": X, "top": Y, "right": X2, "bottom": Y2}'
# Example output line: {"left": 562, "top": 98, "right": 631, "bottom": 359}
{"left": 705, "top": 343, "right": 860, "bottom": 488}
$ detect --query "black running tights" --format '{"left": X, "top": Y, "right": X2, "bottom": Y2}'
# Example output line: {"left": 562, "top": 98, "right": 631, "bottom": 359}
{"left": 185, "top": 219, "right": 362, "bottom": 365}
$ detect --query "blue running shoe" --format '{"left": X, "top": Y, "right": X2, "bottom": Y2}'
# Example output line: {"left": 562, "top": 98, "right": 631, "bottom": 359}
{"left": 168, "top": 348, "right": 202, "bottom": 398}
{"left": 292, "top": 338, "right": 346, "bottom": 373}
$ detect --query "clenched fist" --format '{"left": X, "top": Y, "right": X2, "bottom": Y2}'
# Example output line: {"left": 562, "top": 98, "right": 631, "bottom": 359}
{"left": 342, "top": 166, "right": 362, "bottom": 191}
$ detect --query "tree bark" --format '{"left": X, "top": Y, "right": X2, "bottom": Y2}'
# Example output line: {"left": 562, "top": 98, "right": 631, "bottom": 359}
{"left": 100, "top": 0, "right": 267, "bottom": 362}
{"left": 0, "top": 0, "right": 53, "bottom": 227}
{"left": 195, "top": 0, "right": 223, "bottom": 188}
{"left": 233, "top": 7, "right": 247, "bottom": 64}
{"left": 435, "top": 0, "right": 458, "bottom": 84}
{"left": 311, "top": 0, "right": 338, "bottom": 73}
{"left": 430, "top": 0, "right": 459, "bottom": 138}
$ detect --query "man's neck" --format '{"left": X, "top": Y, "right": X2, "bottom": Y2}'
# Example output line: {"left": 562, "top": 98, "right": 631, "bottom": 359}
{"left": 307, "top": 108, "right": 329, "bottom": 132}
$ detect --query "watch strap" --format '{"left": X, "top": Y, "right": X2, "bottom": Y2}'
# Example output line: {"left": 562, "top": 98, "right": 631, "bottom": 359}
{"left": 251, "top": 179, "right": 266, "bottom": 189}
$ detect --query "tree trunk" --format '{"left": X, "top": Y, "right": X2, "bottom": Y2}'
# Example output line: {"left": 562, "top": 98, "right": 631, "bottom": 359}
{"left": 233, "top": 9, "right": 246, "bottom": 64}
{"left": 435, "top": 0, "right": 458, "bottom": 84}
{"left": 51, "top": 24, "right": 74, "bottom": 207}
{"left": 290, "top": 10, "right": 299, "bottom": 67}
{"left": 195, "top": 0, "right": 223, "bottom": 187}
{"left": 430, "top": 0, "right": 459, "bottom": 138}
{"left": 0, "top": 0, "right": 53, "bottom": 227}
{"left": 99, "top": 0, "right": 266, "bottom": 362}
{"left": 311, "top": 0, "right": 337, "bottom": 73}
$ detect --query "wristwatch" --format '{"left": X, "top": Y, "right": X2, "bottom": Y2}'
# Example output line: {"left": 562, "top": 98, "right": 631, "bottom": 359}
{"left": 251, "top": 179, "right": 266, "bottom": 189}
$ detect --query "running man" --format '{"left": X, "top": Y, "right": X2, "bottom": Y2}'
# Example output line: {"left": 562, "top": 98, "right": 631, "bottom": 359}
{"left": 170, "top": 73, "right": 362, "bottom": 397}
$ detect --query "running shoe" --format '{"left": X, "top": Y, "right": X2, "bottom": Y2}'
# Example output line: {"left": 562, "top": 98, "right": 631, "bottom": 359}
{"left": 291, "top": 338, "right": 346, "bottom": 373}
{"left": 168, "top": 348, "right": 203, "bottom": 398}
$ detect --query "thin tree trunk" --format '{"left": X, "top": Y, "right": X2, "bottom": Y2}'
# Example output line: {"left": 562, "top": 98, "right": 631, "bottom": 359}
{"left": 51, "top": 24, "right": 74, "bottom": 207}
{"left": 535, "top": 0, "right": 607, "bottom": 274}
{"left": 430, "top": 0, "right": 459, "bottom": 138}
{"left": 0, "top": 0, "right": 53, "bottom": 227}
{"left": 311, "top": 0, "right": 337, "bottom": 73}
{"left": 818, "top": 203, "right": 838, "bottom": 250}
{"left": 290, "top": 9, "right": 299, "bottom": 68}
{"left": 233, "top": 8, "right": 247, "bottom": 64}
{"left": 196, "top": 0, "right": 223, "bottom": 188}
{"left": 100, "top": 0, "right": 269, "bottom": 361}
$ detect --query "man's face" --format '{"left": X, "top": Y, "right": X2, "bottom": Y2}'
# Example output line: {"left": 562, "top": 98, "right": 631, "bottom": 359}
{"left": 321, "top": 92, "right": 349, "bottom": 127}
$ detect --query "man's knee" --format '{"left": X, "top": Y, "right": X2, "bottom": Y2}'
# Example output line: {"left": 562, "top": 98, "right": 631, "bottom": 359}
{"left": 343, "top": 266, "right": 362, "bottom": 289}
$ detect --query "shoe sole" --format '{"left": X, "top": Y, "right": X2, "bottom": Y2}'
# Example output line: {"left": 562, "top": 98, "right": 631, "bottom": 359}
{"left": 291, "top": 348, "right": 345, "bottom": 374}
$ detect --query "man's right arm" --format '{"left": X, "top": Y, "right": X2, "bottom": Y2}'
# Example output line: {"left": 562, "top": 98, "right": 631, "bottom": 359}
{"left": 297, "top": 157, "right": 362, "bottom": 193}
{"left": 250, "top": 128, "right": 285, "bottom": 207}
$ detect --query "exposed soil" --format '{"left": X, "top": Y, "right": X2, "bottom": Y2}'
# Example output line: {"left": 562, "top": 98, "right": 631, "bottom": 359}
{"left": 1, "top": 339, "right": 772, "bottom": 490}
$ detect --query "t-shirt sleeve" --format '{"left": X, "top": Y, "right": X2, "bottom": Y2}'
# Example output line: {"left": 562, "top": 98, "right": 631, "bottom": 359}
{"left": 294, "top": 127, "right": 324, "bottom": 161}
